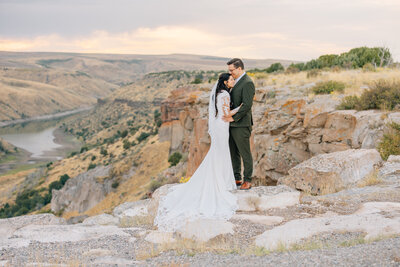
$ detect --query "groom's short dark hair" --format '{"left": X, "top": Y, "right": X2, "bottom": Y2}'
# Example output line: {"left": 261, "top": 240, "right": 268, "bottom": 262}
{"left": 227, "top": 58, "right": 244, "bottom": 70}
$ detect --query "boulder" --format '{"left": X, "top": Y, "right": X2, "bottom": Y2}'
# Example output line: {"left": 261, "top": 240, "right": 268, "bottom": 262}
{"left": 351, "top": 110, "right": 385, "bottom": 149}
{"left": 51, "top": 165, "right": 112, "bottom": 213}
{"left": 303, "top": 95, "right": 339, "bottom": 128}
{"left": 147, "top": 183, "right": 176, "bottom": 220}
{"left": 233, "top": 185, "right": 300, "bottom": 212}
{"left": 378, "top": 155, "right": 400, "bottom": 182}
{"left": 321, "top": 110, "right": 357, "bottom": 143}
{"left": 255, "top": 201, "right": 400, "bottom": 251}
{"left": 113, "top": 199, "right": 150, "bottom": 218}
{"left": 279, "top": 149, "right": 382, "bottom": 195}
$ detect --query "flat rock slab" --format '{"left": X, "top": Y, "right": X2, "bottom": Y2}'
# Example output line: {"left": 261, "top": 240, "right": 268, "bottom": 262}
{"left": 82, "top": 213, "right": 120, "bottom": 226}
{"left": 234, "top": 185, "right": 300, "bottom": 212}
{"left": 0, "top": 214, "right": 66, "bottom": 243}
{"left": 92, "top": 256, "right": 140, "bottom": 265}
{"left": 145, "top": 230, "right": 176, "bottom": 244}
{"left": 5, "top": 224, "right": 130, "bottom": 249}
{"left": 232, "top": 214, "right": 284, "bottom": 226}
{"left": 255, "top": 201, "right": 400, "bottom": 250}
{"left": 177, "top": 218, "right": 235, "bottom": 242}
{"left": 279, "top": 149, "right": 382, "bottom": 195}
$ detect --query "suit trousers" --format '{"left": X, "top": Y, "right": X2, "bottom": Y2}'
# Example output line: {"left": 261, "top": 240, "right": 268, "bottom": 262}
{"left": 229, "top": 126, "right": 253, "bottom": 182}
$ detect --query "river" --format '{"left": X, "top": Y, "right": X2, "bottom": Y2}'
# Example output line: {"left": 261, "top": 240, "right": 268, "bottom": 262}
{"left": 0, "top": 118, "right": 82, "bottom": 175}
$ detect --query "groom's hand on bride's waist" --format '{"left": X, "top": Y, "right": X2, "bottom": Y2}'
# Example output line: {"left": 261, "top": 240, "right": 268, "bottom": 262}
{"left": 222, "top": 115, "right": 234, "bottom": 122}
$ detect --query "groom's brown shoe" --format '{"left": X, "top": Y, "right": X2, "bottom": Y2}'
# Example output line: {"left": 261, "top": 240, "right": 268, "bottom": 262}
{"left": 240, "top": 181, "right": 252, "bottom": 190}
{"left": 236, "top": 180, "right": 242, "bottom": 186}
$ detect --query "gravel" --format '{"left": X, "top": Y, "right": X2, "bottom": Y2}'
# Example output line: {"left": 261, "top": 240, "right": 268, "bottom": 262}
{"left": 1, "top": 230, "right": 399, "bottom": 266}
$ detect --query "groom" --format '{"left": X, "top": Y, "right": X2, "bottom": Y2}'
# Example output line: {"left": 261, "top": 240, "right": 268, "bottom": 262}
{"left": 223, "top": 58, "right": 255, "bottom": 190}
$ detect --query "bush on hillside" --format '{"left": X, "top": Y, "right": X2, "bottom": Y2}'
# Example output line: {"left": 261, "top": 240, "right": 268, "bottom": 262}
{"left": 306, "top": 69, "right": 321, "bottom": 78}
{"left": 311, "top": 81, "right": 345, "bottom": 94}
{"left": 266, "top": 63, "right": 284, "bottom": 73}
{"left": 362, "top": 63, "right": 376, "bottom": 72}
{"left": 337, "top": 95, "right": 361, "bottom": 110}
{"left": 337, "top": 80, "right": 400, "bottom": 111}
{"left": 358, "top": 80, "right": 400, "bottom": 110}
{"left": 377, "top": 122, "right": 400, "bottom": 160}
{"left": 137, "top": 132, "right": 150, "bottom": 142}
{"left": 168, "top": 152, "right": 182, "bottom": 167}
{"left": 0, "top": 173, "right": 70, "bottom": 218}
{"left": 302, "top": 47, "right": 392, "bottom": 70}
{"left": 285, "top": 64, "right": 301, "bottom": 74}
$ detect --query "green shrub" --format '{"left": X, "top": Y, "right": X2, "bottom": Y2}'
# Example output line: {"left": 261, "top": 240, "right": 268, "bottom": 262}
{"left": 80, "top": 146, "right": 89, "bottom": 153}
{"left": 149, "top": 179, "right": 163, "bottom": 193}
{"left": 123, "top": 139, "right": 131, "bottom": 150}
{"left": 137, "top": 132, "right": 150, "bottom": 142}
{"left": 68, "top": 151, "right": 78, "bottom": 158}
{"left": 112, "top": 181, "right": 119, "bottom": 188}
{"left": 337, "top": 95, "right": 361, "bottom": 110}
{"left": 285, "top": 64, "right": 301, "bottom": 74}
{"left": 60, "top": 174, "right": 70, "bottom": 185}
{"left": 87, "top": 163, "right": 96, "bottom": 170}
{"left": 362, "top": 63, "right": 375, "bottom": 72}
{"left": 91, "top": 155, "right": 96, "bottom": 161}
{"left": 306, "top": 69, "right": 321, "bottom": 78}
{"left": 168, "top": 152, "right": 182, "bottom": 167}
{"left": 192, "top": 77, "right": 202, "bottom": 84}
{"left": 0, "top": 173, "right": 71, "bottom": 218}
{"left": 48, "top": 180, "right": 63, "bottom": 192}
{"left": 266, "top": 63, "right": 284, "bottom": 73}
{"left": 377, "top": 122, "right": 400, "bottom": 160}
{"left": 120, "top": 130, "right": 128, "bottom": 138}
{"left": 100, "top": 147, "right": 108, "bottom": 156}
{"left": 312, "top": 81, "right": 345, "bottom": 94}
{"left": 337, "top": 80, "right": 400, "bottom": 111}
{"left": 154, "top": 109, "right": 162, "bottom": 127}
{"left": 358, "top": 80, "right": 400, "bottom": 110}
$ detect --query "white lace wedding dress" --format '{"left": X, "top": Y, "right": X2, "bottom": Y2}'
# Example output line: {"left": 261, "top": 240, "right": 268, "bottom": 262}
{"left": 154, "top": 89, "right": 238, "bottom": 232}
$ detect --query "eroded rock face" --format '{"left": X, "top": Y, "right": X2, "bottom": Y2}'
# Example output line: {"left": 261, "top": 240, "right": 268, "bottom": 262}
{"left": 51, "top": 166, "right": 112, "bottom": 213}
{"left": 278, "top": 149, "right": 382, "bottom": 195}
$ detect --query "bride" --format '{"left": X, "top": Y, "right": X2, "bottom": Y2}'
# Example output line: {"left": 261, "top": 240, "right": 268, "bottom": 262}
{"left": 154, "top": 73, "right": 241, "bottom": 232}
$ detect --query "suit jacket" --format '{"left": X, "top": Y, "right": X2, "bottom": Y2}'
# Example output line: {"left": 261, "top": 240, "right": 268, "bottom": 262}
{"left": 230, "top": 73, "right": 255, "bottom": 127}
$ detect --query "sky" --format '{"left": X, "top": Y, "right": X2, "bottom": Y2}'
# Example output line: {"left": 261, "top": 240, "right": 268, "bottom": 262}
{"left": 0, "top": 0, "right": 399, "bottom": 61}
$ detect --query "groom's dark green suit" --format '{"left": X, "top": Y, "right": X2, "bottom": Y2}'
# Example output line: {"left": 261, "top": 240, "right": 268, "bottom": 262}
{"left": 229, "top": 73, "right": 255, "bottom": 183}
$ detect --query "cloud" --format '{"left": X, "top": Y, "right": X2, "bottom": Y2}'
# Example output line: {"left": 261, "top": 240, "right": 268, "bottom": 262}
{"left": 0, "top": 26, "right": 354, "bottom": 61}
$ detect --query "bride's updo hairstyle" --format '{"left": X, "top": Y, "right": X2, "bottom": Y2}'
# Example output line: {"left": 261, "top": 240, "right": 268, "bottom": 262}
{"left": 215, "top": 72, "right": 231, "bottom": 117}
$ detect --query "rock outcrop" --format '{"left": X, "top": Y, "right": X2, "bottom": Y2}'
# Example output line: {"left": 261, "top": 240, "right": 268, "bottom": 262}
{"left": 51, "top": 165, "right": 113, "bottom": 213}
{"left": 159, "top": 85, "right": 397, "bottom": 185}
{"left": 278, "top": 149, "right": 382, "bottom": 195}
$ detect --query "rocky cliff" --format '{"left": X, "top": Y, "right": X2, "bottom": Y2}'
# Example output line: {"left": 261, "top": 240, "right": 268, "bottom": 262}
{"left": 158, "top": 81, "right": 400, "bottom": 186}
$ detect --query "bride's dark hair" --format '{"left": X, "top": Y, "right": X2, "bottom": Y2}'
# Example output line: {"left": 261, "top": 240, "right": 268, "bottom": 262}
{"left": 215, "top": 73, "right": 231, "bottom": 117}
